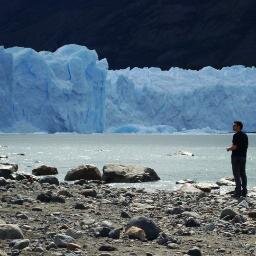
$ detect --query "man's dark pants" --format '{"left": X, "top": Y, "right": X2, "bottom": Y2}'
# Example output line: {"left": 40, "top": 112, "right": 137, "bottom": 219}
{"left": 231, "top": 157, "right": 247, "bottom": 196}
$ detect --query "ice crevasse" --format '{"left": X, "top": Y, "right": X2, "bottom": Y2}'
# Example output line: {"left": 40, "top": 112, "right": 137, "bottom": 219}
{"left": 0, "top": 44, "right": 256, "bottom": 133}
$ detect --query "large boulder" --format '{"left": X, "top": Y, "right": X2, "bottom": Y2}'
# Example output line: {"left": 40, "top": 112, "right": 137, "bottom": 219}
{"left": 0, "top": 224, "right": 24, "bottom": 240}
{"left": 0, "top": 163, "right": 18, "bottom": 179}
{"left": 32, "top": 165, "right": 58, "bottom": 176}
{"left": 102, "top": 164, "right": 160, "bottom": 183}
{"left": 65, "top": 165, "right": 101, "bottom": 181}
{"left": 125, "top": 216, "right": 160, "bottom": 240}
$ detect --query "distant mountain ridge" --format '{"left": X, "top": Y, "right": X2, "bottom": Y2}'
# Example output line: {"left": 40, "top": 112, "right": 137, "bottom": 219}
{"left": 1, "top": 0, "right": 256, "bottom": 70}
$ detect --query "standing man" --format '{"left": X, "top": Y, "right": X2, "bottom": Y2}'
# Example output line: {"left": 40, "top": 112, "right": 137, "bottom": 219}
{"left": 227, "top": 121, "right": 248, "bottom": 198}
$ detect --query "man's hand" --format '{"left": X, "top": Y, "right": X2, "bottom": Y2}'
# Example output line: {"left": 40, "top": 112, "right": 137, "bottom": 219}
{"left": 226, "top": 144, "right": 237, "bottom": 152}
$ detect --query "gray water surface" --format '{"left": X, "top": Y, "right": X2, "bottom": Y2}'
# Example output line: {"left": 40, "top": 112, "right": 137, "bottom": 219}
{"left": 0, "top": 134, "right": 255, "bottom": 190}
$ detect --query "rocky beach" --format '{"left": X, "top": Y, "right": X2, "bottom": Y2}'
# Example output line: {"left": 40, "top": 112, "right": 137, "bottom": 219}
{"left": 0, "top": 163, "right": 256, "bottom": 256}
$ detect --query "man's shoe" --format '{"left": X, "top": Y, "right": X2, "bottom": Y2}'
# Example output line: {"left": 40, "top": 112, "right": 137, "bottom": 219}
{"left": 241, "top": 190, "right": 247, "bottom": 197}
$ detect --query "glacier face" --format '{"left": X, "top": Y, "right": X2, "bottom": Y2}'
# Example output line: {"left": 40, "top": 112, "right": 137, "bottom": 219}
{"left": 0, "top": 44, "right": 256, "bottom": 133}
{"left": 0, "top": 45, "right": 107, "bottom": 133}
{"left": 106, "top": 66, "right": 256, "bottom": 132}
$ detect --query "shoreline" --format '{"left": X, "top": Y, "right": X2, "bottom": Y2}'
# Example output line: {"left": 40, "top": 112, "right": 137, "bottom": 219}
{"left": 0, "top": 174, "right": 256, "bottom": 256}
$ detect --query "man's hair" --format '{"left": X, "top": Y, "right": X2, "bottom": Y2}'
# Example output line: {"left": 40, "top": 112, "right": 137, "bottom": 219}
{"left": 234, "top": 121, "right": 243, "bottom": 130}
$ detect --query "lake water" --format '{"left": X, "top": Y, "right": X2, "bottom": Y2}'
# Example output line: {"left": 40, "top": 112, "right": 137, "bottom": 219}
{"left": 0, "top": 134, "right": 255, "bottom": 190}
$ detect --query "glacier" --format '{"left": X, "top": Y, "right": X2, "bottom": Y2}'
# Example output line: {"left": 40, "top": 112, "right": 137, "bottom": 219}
{"left": 0, "top": 44, "right": 256, "bottom": 133}
{"left": 106, "top": 66, "right": 256, "bottom": 132}
{"left": 0, "top": 45, "right": 107, "bottom": 133}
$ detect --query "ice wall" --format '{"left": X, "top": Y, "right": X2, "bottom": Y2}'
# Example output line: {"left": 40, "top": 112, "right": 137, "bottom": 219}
{"left": 1, "top": 44, "right": 256, "bottom": 133}
{"left": 0, "top": 45, "right": 107, "bottom": 133}
{"left": 106, "top": 66, "right": 256, "bottom": 132}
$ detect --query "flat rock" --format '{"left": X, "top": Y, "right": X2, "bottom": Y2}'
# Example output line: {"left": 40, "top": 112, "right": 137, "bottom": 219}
{"left": 0, "top": 224, "right": 24, "bottom": 240}
{"left": 178, "top": 183, "right": 201, "bottom": 193}
{"left": 194, "top": 182, "right": 219, "bottom": 192}
{"left": 65, "top": 164, "right": 101, "bottom": 181}
{"left": 102, "top": 164, "right": 160, "bottom": 183}
{"left": 216, "top": 177, "right": 235, "bottom": 186}
{"left": 32, "top": 165, "right": 58, "bottom": 176}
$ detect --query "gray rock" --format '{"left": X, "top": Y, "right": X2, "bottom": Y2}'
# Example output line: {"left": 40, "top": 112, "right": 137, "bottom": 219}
{"left": 81, "top": 189, "right": 97, "bottom": 197}
{"left": 167, "top": 243, "right": 179, "bottom": 249}
{"left": 182, "top": 211, "right": 200, "bottom": 219}
{"left": 185, "top": 217, "right": 201, "bottom": 227}
{"left": 16, "top": 213, "right": 29, "bottom": 220}
{"left": 54, "top": 234, "right": 75, "bottom": 248}
{"left": 166, "top": 207, "right": 184, "bottom": 215}
{"left": 176, "top": 179, "right": 195, "bottom": 184}
{"left": 57, "top": 190, "right": 73, "bottom": 197}
{"left": 0, "top": 163, "right": 18, "bottom": 179}
{"left": 32, "top": 165, "right": 58, "bottom": 176}
{"left": 39, "top": 176, "right": 59, "bottom": 185}
{"left": 126, "top": 216, "right": 160, "bottom": 240}
{"left": 102, "top": 164, "right": 160, "bottom": 183}
{"left": 157, "top": 232, "right": 180, "bottom": 245}
{"left": 12, "top": 239, "right": 30, "bottom": 250}
{"left": 0, "top": 178, "right": 7, "bottom": 186}
{"left": 220, "top": 208, "right": 237, "bottom": 220}
{"left": 248, "top": 211, "right": 256, "bottom": 219}
{"left": 0, "top": 224, "right": 24, "bottom": 240}
{"left": 177, "top": 183, "right": 201, "bottom": 193}
{"left": 232, "top": 215, "right": 246, "bottom": 224}
{"left": 216, "top": 177, "right": 235, "bottom": 186}
{"left": 37, "top": 191, "right": 65, "bottom": 203}
{"left": 65, "top": 164, "right": 101, "bottom": 181}
{"left": 205, "top": 223, "right": 215, "bottom": 231}
{"left": 93, "top": 227, "right": 112, "bottom": 238}
{"left": 108, "top": 228, "right": 121, "bottom": 239}
{"left": 187, "top": 246, "right": 202, "bottom": 256}
{"left": 33, "top": 246, "right": 45, "bottom": 252}
{"left": 74, "top": 203, "right": 87, "bottom": 209}
{"left": 194, "top": 182, "right": 219, "bottom": 192}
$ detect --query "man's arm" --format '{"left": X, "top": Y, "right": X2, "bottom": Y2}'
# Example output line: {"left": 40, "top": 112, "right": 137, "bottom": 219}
{"left": 226, "top": 144, "right": 237, "bottom": 151}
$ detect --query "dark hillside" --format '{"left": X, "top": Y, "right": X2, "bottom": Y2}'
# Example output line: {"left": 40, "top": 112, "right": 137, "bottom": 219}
{"left": 1, "top": 0, "right": 256, "bottom": 69}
